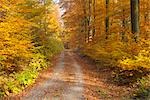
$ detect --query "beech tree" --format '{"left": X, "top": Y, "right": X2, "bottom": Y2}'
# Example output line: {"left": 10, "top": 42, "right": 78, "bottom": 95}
{"left": 60, "top": 0, "right": 149, "bottom": 71}
{"left": 105, "top": 0, "right": 109, "bottom": 39}
{"left": 130, "top": 0, "right": 140, "bottom": 42}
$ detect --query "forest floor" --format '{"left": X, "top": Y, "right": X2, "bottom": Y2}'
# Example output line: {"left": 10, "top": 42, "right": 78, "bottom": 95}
{"left": 6, "top": 50, "right": 134, "bottom": 100}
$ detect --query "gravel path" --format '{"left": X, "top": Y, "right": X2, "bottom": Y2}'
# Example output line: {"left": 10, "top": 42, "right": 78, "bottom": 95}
{"left": 22, "top": 51, "right": 84, "bottom": 100}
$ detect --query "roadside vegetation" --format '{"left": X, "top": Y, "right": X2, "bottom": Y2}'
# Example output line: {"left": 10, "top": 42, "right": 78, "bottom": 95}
{"left": 0, "top": 0, "right": 63, "bottom": 97}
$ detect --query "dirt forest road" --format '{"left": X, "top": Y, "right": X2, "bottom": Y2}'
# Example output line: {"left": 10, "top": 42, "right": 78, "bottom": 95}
{"left": 8, "top": 50, "right": 132, "bottom": 100}
{"left": 21, "top": 51, "right": 84, "bottom": 100}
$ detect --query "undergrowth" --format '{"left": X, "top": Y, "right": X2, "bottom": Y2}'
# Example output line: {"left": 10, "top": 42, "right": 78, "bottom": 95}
{"left": 79, "top": 36, "right": 150, "bottom": 97}
{"left": 0, "top": 39, "right": 64, "bottom": 98}
{"left": 132, "top": 75, "right": 150, "bottom": 99}
{"left": 0, "top": 53, "right": 46, "bottom": 97}
{"left": 81, "top": 38, "right": 149, "bottom": 84}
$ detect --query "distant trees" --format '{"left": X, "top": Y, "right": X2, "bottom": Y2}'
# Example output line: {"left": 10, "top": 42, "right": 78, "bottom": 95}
{"left": 60, "top": 0, "right": 150, "bottom": 71}
{"left": 60, "top": 0, "right": 149, "bottom": 44}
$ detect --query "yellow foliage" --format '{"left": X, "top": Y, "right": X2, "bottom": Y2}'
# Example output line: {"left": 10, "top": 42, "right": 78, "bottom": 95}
{"left": 0, "top": 0, "right": 63, "bottom": 96}
{"left": 119, "top": 40, "right": 150, "bottom": 70}
{"left": 0, "top": 1, "right": 34, "bottom": 70}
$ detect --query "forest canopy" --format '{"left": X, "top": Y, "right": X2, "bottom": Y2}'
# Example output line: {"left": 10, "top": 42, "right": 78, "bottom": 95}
{"left": 60, "top": 0, "right": 150, "bottom": 71}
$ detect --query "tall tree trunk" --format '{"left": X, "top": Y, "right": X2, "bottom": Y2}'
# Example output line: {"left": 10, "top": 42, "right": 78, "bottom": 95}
{"left": 87, "top": 0, "right": 92, "bottom": 42}
{"left": 92, "top": 0, "right": 96, "bottom": 39}
{"left": 130, "top": 0, "right": 140, "bottom": 42}
{"left": 105, "top": 0, "right": 109, "bottom": 39}
{"left": 83, "top": 0, "right": 87, "bottom": 43}
{"left": 121, "top": 9, "right": 126, "bottom": 41}
{"left": 121, "top": 1, "right": 126, "bottom": 42}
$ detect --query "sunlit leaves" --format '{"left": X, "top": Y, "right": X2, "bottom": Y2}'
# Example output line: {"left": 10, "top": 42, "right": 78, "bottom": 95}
{"left": 61, "top": 0, "right": 150, "bottom": 71}
{"left": 0, "top": 0, "right": 63, "bottom": 96}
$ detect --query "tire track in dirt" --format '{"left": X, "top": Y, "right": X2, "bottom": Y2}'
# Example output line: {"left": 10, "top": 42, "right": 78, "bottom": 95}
{"left": 63, "top": 52, "right": 84, "bottom": 100}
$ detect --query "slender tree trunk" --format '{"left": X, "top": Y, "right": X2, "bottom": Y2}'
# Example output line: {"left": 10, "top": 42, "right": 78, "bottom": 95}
{"left": 87, "top": 0, "right": 92, "bottom": 42}
{"left": 121, "top": 1, "right": 126, "bottom": 42}
{"left": 92, "top": 0, "right": 96, "bottom": 39}
{"left": 121, "top": 9, "right": 126, "bottom": 41}
{"left": 83, "top": 0, "right": 87, "bottom": 43}
{"left": 130, "top": 0, "right": 140, "bottom": 42}
{"left": 105, "top": 0, "right": 109, "bottom": 39}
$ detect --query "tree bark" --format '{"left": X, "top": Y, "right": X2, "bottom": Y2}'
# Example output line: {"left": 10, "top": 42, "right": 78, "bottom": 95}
{"left": 92, "top": 0, "right": 96, "bottom": 39}
{"left": 130, "top": 0, "right": 140, "bottom": 42}
{"left": 105, "top": 0, "right": 109, "bottom": 39}
{"left": 87, "top": 0, "right": 92, "bottom": 42}
{"left": 83, "top": 0, "right": 87, "bottom": 42}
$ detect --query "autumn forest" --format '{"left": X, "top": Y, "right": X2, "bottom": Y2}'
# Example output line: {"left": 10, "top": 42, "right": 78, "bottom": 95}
{"left": 0, "top": 0, "right": 150, "bottom": 99}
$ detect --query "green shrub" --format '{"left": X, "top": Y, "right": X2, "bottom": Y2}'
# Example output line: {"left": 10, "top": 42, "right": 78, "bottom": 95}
{"left": 29, "top": 53, "right": 48, "bottom": 71}
{"left": 0, "top": 53, "right": 48, "bottom": 96}
{"left": 16, "top": 70, "right": 38, "bottom": 87}
{"left": 39, "top": 37, "right": 64, "bottom": 58}
{"left": 132, "top": 76, "right": 150, "bottom": 99}
{"left": 0, "top": 74, "right": 20, "bottom": 96}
